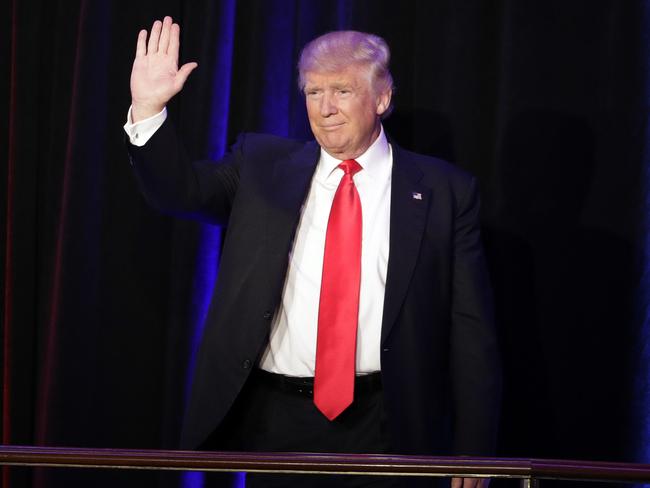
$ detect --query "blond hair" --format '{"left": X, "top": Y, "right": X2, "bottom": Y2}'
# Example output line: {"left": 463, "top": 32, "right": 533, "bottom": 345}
{"left": 298, "top": 30, "right": 394, "bottom": 109}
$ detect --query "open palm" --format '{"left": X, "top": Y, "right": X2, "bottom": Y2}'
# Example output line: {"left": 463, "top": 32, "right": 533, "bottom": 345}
{"left": 130, "top": 16, "right": 197, "bottom": 122}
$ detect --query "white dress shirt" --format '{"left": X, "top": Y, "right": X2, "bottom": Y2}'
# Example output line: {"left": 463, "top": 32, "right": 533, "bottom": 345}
{"left": 259, "top": 128, "right": 392, "bottom": 376}
{"left": 123, "top": 106, "right": 167, "bottom": 146}
{"left": 124, "top": 108, "right": 392, "bottom": 376}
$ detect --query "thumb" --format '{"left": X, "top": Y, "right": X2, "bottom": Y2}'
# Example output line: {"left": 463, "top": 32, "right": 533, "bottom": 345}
{"left": 175, "top": 62, "right": 198, "bottom": 88}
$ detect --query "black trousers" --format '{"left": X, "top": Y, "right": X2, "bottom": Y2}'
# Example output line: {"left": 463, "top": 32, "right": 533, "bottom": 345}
{"left": 202, "top": 369, "right": 423, "bottom": 488}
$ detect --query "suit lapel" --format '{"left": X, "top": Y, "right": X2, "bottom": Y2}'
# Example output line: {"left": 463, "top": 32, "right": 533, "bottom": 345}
{"left": 381, "top": 144, "right": 429, "bottom": 344}
{"left": 265, "top": 141, "right": 320, "bottom": 262}
{"left": 263, "top": 139, "right": 429, "bottom": 345}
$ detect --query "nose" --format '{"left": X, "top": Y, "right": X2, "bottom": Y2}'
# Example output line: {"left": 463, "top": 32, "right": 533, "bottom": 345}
{"left": 319, "top": 92, "right": 338, "bottom": 117}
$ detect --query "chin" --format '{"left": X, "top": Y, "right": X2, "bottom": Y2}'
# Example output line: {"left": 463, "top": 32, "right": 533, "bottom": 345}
{"left": 321, "top": 137, "right": 348, "bottom": 152}
{"left": 324, "top": 140, "right": 345, "bottom": 150}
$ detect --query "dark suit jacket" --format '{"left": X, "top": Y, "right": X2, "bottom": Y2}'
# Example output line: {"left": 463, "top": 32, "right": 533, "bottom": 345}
{"left": 128, "top": 119, "right": 501, "bottom": 455}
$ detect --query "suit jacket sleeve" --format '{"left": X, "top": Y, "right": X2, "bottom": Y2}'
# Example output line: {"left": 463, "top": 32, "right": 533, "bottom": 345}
{"left": 450, "top": 176, "right": 502, "bottom": 455}
{"left": 126, "top": 117, "right": 241, "bottom": 225}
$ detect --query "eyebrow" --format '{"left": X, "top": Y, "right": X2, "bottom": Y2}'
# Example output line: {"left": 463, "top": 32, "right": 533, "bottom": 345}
{"left": 305, "top": 81, "right": 354, "bottom": 92}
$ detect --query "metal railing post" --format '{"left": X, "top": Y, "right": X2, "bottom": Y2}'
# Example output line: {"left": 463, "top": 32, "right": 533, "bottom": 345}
{"left": 519, "top": 478, "right": 539, "bottom": 488}
{"left": 520, "top": 477, "right": 539, "bottom": 488}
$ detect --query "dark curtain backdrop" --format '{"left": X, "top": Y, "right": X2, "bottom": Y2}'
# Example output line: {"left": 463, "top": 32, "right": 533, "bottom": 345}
{"left": 2, "top": 0, "right": 649, "bottom": 487}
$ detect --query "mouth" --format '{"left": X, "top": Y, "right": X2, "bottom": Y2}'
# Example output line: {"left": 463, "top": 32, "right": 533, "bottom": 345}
{"left": 319, "top": 122, "right": 345, "bottom": 131}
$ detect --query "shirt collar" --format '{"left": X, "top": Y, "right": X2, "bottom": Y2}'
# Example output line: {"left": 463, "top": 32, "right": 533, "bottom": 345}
{"left": 317, "top": 125, "right": 391, "bottom": 181}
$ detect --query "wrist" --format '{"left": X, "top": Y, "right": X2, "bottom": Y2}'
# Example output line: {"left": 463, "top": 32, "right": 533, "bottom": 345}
{"left": 131, "top": 101, "right": 165, "bottom": 123}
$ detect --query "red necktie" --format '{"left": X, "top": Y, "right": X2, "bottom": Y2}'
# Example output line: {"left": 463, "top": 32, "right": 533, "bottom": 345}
{"left": 314, "top": 159, "right": 363, "bottom": 421}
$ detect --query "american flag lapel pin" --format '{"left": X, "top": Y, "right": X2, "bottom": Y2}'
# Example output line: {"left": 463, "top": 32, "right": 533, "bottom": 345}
{"left": 412, "top": 192, "right": 422, "bottom": 200}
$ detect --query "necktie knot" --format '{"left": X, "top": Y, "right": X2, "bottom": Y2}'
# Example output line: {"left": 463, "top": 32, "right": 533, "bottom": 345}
{"left": 339, "top": 159, "right": 362, "bottom": 176}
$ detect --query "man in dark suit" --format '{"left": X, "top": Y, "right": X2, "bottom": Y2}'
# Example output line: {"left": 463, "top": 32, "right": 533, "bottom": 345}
{"left": 125, "top": 16, "right": 500, "bottom": 488}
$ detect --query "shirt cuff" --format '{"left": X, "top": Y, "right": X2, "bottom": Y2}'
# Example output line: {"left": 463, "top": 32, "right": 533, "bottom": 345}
{"left": 123, "top": 106, "right": 167, "bottom": 146}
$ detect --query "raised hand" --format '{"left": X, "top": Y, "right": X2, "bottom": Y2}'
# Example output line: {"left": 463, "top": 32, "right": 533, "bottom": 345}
{"left": 130, "top": 16, "right": 198, "bottom": 122}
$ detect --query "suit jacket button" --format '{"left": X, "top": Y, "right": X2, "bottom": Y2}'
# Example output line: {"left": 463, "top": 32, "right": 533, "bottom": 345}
{"left": 263, "top": 311, "right": 272, "bottom": 320}
{"left": 242, "top": 359, "right": 252, "bottom": 369}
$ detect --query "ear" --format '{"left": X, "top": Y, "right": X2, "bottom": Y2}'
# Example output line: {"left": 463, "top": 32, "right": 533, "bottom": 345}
{"left": 375, "top": 89, "right": 392, "bottom": 116}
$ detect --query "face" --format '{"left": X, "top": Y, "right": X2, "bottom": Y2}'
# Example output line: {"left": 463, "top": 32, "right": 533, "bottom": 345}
{"left": 304, "top": 65, "right": 391, "bottom": 160}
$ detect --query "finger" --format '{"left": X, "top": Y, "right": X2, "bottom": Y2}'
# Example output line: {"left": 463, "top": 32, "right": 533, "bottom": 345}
{"left": 451, "top": 477, "right": 463, "bottom": 488}
{"left": 452, "top": 477, "right": 480, "bottom": 488}
{"left": 135, "top": 29, "right": 147, "bottom": 58}
{"left": 159, "top": 16, "right": 173, "bottom": 54}
{"left": 147, "top": 19, "right": 162, "bottom": 54}
{"left": 169, "top": 23, "right": 181, "bottom": 65}
{"left": 175, "top": 62, "right": 198, "bottom": 88}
